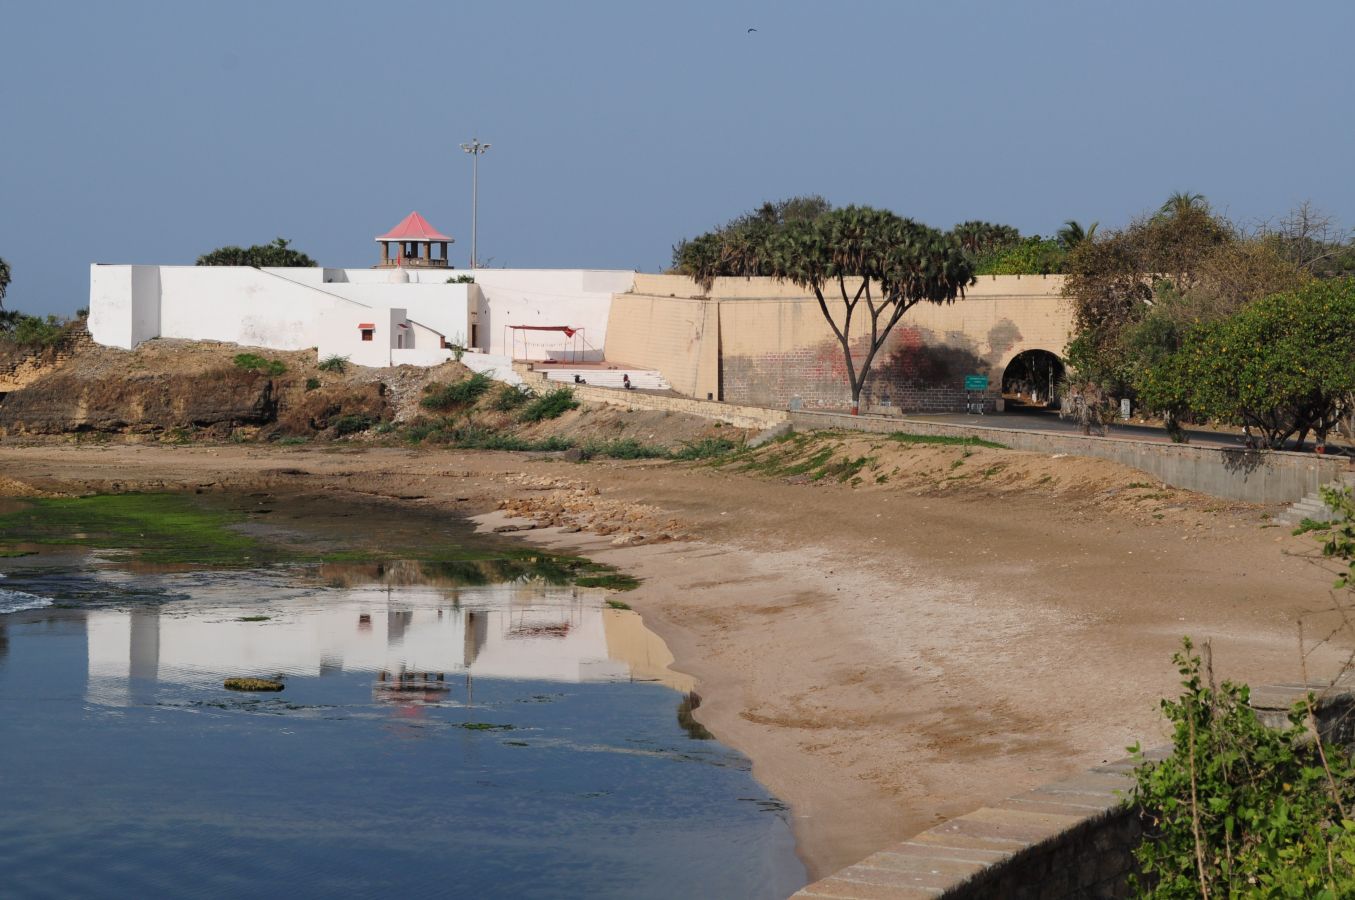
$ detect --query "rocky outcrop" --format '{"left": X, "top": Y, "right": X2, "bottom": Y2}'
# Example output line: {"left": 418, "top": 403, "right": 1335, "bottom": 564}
{"left": 0, "top": 367, "right": 280, "bottom": 435}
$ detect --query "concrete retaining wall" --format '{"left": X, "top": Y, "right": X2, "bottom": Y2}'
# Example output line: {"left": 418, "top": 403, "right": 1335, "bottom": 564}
{"left": 789, "top": 410, "right": 1349, "bottom": 505}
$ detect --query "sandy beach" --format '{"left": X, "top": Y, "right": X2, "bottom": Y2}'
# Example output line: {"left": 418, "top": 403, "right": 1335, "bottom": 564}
{"left": 1, "top": 441, "right": 1349, "bottom": 881}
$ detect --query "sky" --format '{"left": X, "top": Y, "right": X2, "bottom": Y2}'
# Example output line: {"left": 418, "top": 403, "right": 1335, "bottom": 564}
{"left": 2, "top": 0, "right": 1353, "bottom": 316}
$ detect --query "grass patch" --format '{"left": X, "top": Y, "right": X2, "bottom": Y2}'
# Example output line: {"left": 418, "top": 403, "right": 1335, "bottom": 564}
{"left": 224, "top": 677, "right": 284, "bottom": 692}
{"left": 576, "top": 572, "right": 641, "bottom": 591}
{"left": 604, "top": 598, "right": 632, "bottom": 610}
{"left": 0, "top": 549, "right": 37, "bottom": 558}
{"left": 304, "top": 376, "right": 321, "bottom": 391}
{"left": 519, "top": 387, "right": 579, "bottom": 422}
{"left": 421, "top": 371, "right": 494, "bottom": 412}
{"left": 233, "top": 353, "right": 286, "bottom": 376}
{"left": 317, "top": 355, "right": 348, "bottom": 374}
{"left": 888, "top": 432, "right": 1006, "bottom": 449}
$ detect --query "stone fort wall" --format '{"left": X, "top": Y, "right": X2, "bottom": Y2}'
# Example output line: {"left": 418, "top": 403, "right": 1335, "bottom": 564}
{"left": 604, "top": 274, "right": 1073, "bottom": 414}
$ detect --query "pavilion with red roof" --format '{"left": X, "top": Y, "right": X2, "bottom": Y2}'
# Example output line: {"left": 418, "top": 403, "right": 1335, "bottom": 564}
{"left": 375, "top": 211, "right": 454, "bottom": 269}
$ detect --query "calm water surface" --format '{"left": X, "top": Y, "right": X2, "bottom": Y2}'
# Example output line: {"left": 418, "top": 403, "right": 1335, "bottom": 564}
{"left": 0, "top": 554, "right": 805, "bottom": 898}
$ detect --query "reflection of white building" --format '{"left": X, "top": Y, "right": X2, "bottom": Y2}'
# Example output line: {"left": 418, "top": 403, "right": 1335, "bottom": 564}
{"left": 86, "top": 584, "right": 692, "bottom": 706}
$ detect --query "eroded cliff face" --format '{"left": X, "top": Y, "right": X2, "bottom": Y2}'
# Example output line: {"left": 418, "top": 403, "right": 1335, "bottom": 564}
{"left": 0, "top": 339, "right": 393, "bottom": 439}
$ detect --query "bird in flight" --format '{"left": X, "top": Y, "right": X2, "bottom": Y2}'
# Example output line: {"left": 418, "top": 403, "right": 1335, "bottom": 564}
{"left": 747, "top": 27, "right": 757, "bottom": 33}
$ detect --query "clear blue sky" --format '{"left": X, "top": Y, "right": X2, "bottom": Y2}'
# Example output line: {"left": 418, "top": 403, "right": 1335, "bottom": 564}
{"left": 2, "top": 0, "right": 1352, "bottom": 316}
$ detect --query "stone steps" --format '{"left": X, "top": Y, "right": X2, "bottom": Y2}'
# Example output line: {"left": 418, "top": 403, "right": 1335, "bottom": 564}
{"left": 538, "top": 367, "right": 671, "bottom": 391}
{"left": 1277, "top": 471, "right": 1355, "bottom": 527}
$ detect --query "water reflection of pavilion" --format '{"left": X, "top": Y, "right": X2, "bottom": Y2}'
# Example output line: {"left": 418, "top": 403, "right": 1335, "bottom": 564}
{"left": 85, "top": 583, "right": 693, "bottom": 706}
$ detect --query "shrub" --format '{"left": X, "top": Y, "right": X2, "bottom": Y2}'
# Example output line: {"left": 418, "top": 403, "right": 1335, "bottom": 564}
{"left": 673, "top": 437, "right": 739, "bottom": 459}
{"left": 332, "top": 413, "right": 377, "bottom": 436}
{"left": 1129, "top": 638, "right": 1355, "bottom": 897}
{"left": 578, "top": 438, "right": 669, "bottom": 461}
{"left": 318, "top": 355, "right": 348, "bottom": 374}
{"left": 233, "top": 353, "right": 286, "bottom": 376}
{"left": 447, "top": 274, "right": 476, "bottom": 284}
{"left": 304, "top": 377, "right": 321, "bottom": 391}
{"left": 2, "top": 313, "right": 65, "bottom": 348}
{"left": 491, "top": 383, "right": 534, "bottom": 411}
{"left": 519, "top": 387, "right": 579, "bottom": 422}
{"left": 421, "top": 371, "right": 494, "bottom": 411}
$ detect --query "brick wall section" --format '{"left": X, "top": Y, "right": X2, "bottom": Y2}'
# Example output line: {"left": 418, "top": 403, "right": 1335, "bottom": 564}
{"left": 0, "top": 322, "right": 95, "bottom": 391}
{"left": 513, "top": 364, "right": 787, "bottom": 430}
{"left": 789, "top": 409, "right": 1349, "bottom": 505}
{"left": 796, "top": 686, "right": 1355, "bottom": 900}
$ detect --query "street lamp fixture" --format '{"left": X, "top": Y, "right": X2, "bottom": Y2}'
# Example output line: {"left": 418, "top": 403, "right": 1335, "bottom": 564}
{"left": 460, "top": 138, "right": 491, "bottom": 268}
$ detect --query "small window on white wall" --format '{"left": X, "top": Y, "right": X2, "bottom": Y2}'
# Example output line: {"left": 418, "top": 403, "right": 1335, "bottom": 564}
{"left": 360, "top": 328, "right": 374, "bottom": 342}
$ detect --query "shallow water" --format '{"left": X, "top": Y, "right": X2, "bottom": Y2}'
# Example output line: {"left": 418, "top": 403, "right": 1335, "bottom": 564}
{"left": 0, "top": 556, "right": 805, "bottom": 898}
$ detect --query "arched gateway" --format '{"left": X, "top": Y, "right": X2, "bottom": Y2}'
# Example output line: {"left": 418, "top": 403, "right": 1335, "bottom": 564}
{"left": 1001, "top": 349, "right": 1064, "bottom": 408}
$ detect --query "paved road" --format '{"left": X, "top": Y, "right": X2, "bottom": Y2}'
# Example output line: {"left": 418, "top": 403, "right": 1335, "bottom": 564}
{"left": 909, "top": 407, "right": 1354, "bottom": 454}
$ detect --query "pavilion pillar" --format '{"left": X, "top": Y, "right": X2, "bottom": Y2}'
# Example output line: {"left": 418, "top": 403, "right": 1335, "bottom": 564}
{"left": 381, "top": 242, "right": 389, "bottom": 264}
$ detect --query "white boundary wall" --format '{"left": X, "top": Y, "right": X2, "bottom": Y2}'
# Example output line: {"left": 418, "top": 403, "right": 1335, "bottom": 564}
{"left": 88, "top": 264, "right": 635, "bottom": 374}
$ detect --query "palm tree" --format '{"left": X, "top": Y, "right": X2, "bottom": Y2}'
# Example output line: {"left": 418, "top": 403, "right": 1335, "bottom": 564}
{"left": 0, "top": 255, "right": 9, "bottom": 308}
{"left": 1057, "top": 220, "right": 1098, "bottom": 249}
{"left": 1159, "top": 192, "right": 1208, "bottom": 218}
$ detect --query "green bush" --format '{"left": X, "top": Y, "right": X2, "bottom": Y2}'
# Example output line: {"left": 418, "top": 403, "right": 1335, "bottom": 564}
{"left": 491, "top": 383, "right": 534, "bottom": 411}
{"left": 673, "top": 437, "right": 739, "bottom": 459}
{"left": 519, "top": 387, "right": 579, "bottom": 422}
{"left": 233, "top": 353, "right": 286, "bottom": 376}
{"left": 578, "top": 438, "right": 669, "bottom": 461}
{"left": 304, "top": 377, "right": 320, "bottom": 391}
{"left": 332, "top": 413, "right": 377, "bottom": 436}
{"left": 421, "top": 371, "right": 494, "bottom": 411}
{"left": 1129, "top": 638, "right": 1355, "bottom": 897}
{"left": 318, "top": 355, "right": 348, "bottom": 374}
{"left": 446, "top": 274, "right": 476, "bottom": 284}
{"left": 2, "top": 313, "right": 65, "bottom": 348}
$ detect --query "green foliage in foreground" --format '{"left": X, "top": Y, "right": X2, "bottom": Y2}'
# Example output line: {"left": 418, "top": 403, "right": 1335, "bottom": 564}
{"left": 232, "top": 353, "right": 287, "bottom": 376}
{"left": 317, "top": 355, "right": 348, "bottom": 374}
{"left": 1130, "top": 638, "right": 1355, "bottom": 898}
{"left": 421, "top": 371, "right": 494, "bottom": 411}
{"left": 518, "top": 387, "right": 580, "bottom": 422}
{"left": 331, "top": 413, "right": 377, "bottom": 436}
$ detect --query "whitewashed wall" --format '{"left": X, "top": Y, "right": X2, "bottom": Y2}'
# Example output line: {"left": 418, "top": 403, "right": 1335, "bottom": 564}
{"left": 89, "top": 264, "right": 636, "bottom": 368}
{"left": 317, "top": 268, "right": 635, "bottom": 359}
{"left": 88, "top": 265, "right": 161, "bottom": 349}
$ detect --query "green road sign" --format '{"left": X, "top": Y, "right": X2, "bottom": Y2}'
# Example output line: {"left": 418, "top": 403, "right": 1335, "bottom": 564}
{"left": 964, "top": 375, "right": 989, "bottom": 391}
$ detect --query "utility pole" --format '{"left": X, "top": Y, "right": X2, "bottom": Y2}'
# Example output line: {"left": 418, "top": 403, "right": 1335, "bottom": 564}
{"left": 459, "top": 138, "right": 491, "bottom": 268}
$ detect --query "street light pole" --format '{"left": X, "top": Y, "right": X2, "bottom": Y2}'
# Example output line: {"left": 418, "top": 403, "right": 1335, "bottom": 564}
{"left": 459, "top": 138, "right": 491, "bottom": 268}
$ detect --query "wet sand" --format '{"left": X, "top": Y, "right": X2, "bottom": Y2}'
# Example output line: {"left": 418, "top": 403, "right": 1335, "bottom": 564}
{"left": 0, "top": 443, "right": 1350, "bottom": 880}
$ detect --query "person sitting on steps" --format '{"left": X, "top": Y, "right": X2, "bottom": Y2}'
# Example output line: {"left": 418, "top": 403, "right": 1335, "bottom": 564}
{"left": 623, "top": 374, "right": 634, "bottom": 390}
{"left": 573, "top": 374, "right": 586, "bottom": 385}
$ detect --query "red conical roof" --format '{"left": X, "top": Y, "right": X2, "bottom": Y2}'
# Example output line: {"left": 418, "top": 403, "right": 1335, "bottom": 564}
{"left": 376, "top": 211, "right": 454, "bottom": 242}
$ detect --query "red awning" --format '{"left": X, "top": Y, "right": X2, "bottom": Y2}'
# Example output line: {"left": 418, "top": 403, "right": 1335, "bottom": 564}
{"left": 508, "top": 325, "right": 577, "bottom": 337}
{"left": 357, "top": 323, "right": 375, "bottom": 329}
{"left": 376, "top": 211, "right": 454, "bottom": 242}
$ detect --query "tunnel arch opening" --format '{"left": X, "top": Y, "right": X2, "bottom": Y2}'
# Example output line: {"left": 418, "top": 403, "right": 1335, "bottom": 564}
{"left": 1001, "top": 349, "right": 1064, "bottom": 408}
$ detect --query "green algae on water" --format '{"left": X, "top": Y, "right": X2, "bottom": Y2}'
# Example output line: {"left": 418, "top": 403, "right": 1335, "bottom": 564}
{"left": 0, "top": 493, "right": 265, "bottom": 565}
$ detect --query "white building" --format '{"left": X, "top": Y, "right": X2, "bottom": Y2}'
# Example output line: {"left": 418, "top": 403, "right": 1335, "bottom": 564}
{"left": 88, "top": 211, "right": 635, "bottom": 374}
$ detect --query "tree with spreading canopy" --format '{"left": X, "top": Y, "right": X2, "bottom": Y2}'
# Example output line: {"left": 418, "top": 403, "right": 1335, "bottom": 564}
{"left": 1139, "top": 279, "right": 1355, "bottom": 450}
{"left": 196, "top": 237, "right": 316, "bottom": 267}
{"left": 673, "top": 204, "right": 974, "bottom": 413}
